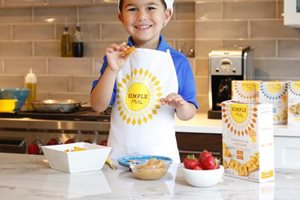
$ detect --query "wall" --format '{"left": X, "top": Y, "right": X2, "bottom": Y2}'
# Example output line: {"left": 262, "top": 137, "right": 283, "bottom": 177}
{"left": 0, "top": 0, "right": 299, "bottom": 113}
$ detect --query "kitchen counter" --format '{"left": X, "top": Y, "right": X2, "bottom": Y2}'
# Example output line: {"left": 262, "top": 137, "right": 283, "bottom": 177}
{"left": 1, "top": 153, "right": 299, "bottom": 200}
{"left": 175, "top": 113, "right": 300, "bottom": 137}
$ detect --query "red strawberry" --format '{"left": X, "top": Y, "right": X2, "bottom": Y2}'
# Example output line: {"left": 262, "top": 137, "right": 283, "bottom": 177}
{"left": 199, "top": 150, "right": 213, "bottom": 163}
{"left": 193, "top": 165, "right": 203, "bottom": 170}
{"left": 183, "top": 154, "right": 199, "bottom": 169}
{"left": 202, "top": 156, "right": 220, "bottom": 170}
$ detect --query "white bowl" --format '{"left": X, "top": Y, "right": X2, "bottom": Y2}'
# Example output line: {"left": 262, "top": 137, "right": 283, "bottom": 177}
{"left": 182, "top": 165, "right": 224, "bottom": 187}
{"left": 42, "top": 142, "right": 111, "bottom": 173}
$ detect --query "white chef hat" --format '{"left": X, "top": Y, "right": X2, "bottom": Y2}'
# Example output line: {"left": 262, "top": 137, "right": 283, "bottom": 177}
{"left": 118, "top": 0, "right": 174, "bottom": 12}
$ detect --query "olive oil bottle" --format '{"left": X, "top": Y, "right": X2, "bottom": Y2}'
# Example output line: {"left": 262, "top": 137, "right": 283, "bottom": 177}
{"left": 61, "top": 23, "right": 72, "bottom": 57}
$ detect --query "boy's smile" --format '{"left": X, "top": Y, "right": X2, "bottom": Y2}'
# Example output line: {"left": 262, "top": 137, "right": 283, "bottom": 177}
{"left": 118, "top": 0, "right": 172, "bottom": 49}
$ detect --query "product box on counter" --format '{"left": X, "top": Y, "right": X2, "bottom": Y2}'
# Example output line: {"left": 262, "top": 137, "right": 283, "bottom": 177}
{"left": 222, "top": 100, "right": 274, "bottom": 183}
{"left": 232, "top": 80, "right": 261, "bottom": 103}
{"left": 287, "top": 81, "right": 300, "bottom": 126}
{"left": 256, "top": 81, "right": 288, "bottom": 125}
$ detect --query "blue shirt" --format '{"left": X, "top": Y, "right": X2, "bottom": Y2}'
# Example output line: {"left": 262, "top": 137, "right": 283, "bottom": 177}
{"left": 92, "top": 35, "right": 198, "bottom": 109}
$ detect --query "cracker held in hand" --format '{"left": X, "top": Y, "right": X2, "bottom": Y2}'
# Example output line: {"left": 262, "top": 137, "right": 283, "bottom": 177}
{"left": 121, "top": 46, "right": 135, "bottom": 57}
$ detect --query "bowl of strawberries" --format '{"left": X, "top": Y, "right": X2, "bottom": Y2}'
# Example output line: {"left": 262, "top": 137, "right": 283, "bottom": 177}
{"left": 182, "top": 150, "right": 224, "bottom": 187}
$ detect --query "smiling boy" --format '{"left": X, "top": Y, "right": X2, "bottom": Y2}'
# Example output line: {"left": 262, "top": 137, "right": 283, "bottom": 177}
{"left": 91, "top": 0, "right": 198, "bottom": 163}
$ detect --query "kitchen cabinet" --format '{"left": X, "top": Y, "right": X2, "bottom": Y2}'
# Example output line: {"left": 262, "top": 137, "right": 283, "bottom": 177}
{"left": 176, "top": 132, "right": 222, "bottom": 162}
{"left": 274, "top": 136, "right": 300, "bottom": 169}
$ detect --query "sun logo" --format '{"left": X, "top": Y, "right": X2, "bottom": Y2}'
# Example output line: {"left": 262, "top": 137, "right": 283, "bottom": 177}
{"left": 222, "top": 103, "right": 257, "bottom": 136}
{"left": 116, "top": 68, "right": 162, "bottom": 126}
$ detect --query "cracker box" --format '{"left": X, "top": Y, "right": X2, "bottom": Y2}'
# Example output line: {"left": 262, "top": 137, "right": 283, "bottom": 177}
{"left": 232, "top": 80, "right": 261, "bottom": 103}
{"left": 222, "top": 100, "right": 274, "bottom": 183}
{"left": 287, "top": 81, "right": 300, "bottom": 126}
{"left": 256, "top": 81, "right": 288, "bottom": 125}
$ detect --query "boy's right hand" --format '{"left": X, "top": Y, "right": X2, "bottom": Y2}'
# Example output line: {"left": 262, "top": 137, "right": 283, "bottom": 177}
{"left": 105, "top": 43, "right": 133, "bottom": 72}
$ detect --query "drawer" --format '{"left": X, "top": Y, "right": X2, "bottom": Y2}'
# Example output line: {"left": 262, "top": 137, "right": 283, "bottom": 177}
{"left": 274, "top": 136, "right": 300, "bottom": 169}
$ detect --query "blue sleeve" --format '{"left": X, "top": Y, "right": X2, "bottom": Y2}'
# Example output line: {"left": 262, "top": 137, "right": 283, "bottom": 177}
{"left": 176, "top": 56, "right": 199, "bottom": 109}
{"left": 91, "top": 56, "right": 116, "bottom": 105}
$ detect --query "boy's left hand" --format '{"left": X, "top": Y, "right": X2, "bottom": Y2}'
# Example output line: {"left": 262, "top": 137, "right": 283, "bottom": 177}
{"left": 160, "top": 93, "right": 186, "bottom": 109}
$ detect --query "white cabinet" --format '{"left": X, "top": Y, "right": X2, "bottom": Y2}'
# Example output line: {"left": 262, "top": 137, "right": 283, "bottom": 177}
{"left": 274, "top": 136, "right": 300, "bottom": 169}
{"left": 284, "top": 0, "right": 300, "bottom": 27}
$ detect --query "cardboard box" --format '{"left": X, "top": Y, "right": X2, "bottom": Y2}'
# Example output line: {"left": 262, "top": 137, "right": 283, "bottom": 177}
{"left": 287, "top": 81, "right": 300, "bottom": 126}
{"left": 256, "top": 81, "right": 288, "bottom": 125}
{"left": 232, "top": 80, "right": 261, "bottom": 103}
{"left": 222, "top": 100, "right": 274, "bottom": 183}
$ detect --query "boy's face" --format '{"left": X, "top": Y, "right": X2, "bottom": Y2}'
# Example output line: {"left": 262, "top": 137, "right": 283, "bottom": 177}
{"left": 118, "top": 0, "right": 172, "bottom": 48}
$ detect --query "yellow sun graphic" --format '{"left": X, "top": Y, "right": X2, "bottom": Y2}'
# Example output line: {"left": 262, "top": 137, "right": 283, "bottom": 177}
{"left": 222, "top": 102, "right": 257, "bottom": 137}
{"left": 116, "top": 68, "right": 162, "bottom": 126}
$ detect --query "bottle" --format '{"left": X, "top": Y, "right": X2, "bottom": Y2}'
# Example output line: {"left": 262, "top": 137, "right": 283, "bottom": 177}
{"left": 61, "top": 23, "right": 72, "bottom": 57}
{"left": 25, "top": 68, "right": 37, "bottom": 111}
{"left": 72, "top": 24, "right": 84, "bottom": 57}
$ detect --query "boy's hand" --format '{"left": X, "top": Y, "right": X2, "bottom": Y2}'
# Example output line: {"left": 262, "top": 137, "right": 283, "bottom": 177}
{"left": 160, "top": 93, "right": 186, "bottom": 109}
{"left": 105, "top": 43, "right": 133, "bottom": 72}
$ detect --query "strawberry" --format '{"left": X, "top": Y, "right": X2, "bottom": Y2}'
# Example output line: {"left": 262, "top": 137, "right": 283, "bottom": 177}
{"left": 199, "top": 150, "right": 213, "bottom": 163}
{"left": 183, "top": 154, "right": 199, "bottom": 169}
{"left": 193, "top": 165, "right": 203, "bottom": 170}
{"left": 202, "top": 155, "right": 220, "bottom": 170}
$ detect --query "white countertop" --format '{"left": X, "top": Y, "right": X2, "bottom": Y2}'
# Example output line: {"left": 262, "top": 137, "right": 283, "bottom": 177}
{"left": 175, "top": 114, "right": 300, "bottom": 137}
{"left": 1, "top": 153, "right": 299, "bottom": 200}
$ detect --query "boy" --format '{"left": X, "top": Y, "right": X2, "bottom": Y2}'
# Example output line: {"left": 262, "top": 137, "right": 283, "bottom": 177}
{"left": 91, "top": 0, "right": 198, "bottom": 163}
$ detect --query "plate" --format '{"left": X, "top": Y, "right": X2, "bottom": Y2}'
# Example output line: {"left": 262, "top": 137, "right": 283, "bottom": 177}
{"left": 118, "top": 155, "right": 173, "bottom": 168}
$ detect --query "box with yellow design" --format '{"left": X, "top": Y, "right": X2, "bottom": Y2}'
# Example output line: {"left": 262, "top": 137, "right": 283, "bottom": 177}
{"left": 222, "top": 100, "right": 274, "bottom": 183}
{"left": 287, "top": 81, "right": 300, "bottom": 126}
{"left": 232, "top": 80, "right": 261, "bottom": 103}
{"left": 256, "top": 81, "right": 288, "bottom": 125}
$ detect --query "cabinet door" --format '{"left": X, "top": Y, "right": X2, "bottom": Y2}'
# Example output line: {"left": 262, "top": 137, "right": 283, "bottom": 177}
{"left": 274, "top": 136, "right": 300, "bottom": 169}
{"left": 176, "top": 132, "right": 222, "bottom": 162}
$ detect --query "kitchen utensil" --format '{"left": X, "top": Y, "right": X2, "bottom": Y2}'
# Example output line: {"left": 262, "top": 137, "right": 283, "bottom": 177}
{"left": 182, "top": 165, "right": 224, "bottom": 187}
{"left": 0, "top": 99, "right": 17, "bottom": 112}
{"left": 42, "top": 142, "right": 111, "bottom": 173}
{"left": 118, "top": 155, "right": 173, "bottom": 168}
{"left": 0, "top": 88, "right": 29, "bottom": 111}
{"left": 31, "top": 99, "right": 83, "bottom": 113}
{"left": 129, "top": 158, "right": 170, "bottom": 180}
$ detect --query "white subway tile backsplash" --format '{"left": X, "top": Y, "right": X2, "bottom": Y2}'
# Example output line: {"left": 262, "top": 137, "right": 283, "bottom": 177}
{"left": 223, "top": 1, "right": 276, "bottom": 19}
{"left": 0, "top": 75, "right": 23, "bottom": 88}
{"left": 196, "top": 21, "right": 248, "bottom": 39}
{"left": 101, "top": 22, "right": 128, "bottom": 40}
{"left": 0, "top": 25, "right": 11, "bottom": 40}
{"left": 34, "top": 7, "right": 77, "bottom": 24}
{"left": 34, "top": 41, "right": 60, "bottom": 57}
{"left": 38, "top": 75, "right": 69, "bottom": 92}
{"left": 4, "top": 58, "right": 46, "bottom": 74}
{"left": 0, "top": 42, "right": 32, "bottom": 57}
{"left": 251, "top": 20, "right": 300, "bottom": 38}
{"left": 0, "top": 8, "right": 32, "bottom": 24}
{"left": 48, "top": 58, "right": 93, "bottom": 75}
{"left": 3, "top": 0, "right": 45, "bottom": 7}
{"left": 79, "top": 5, "right": 119, "bottom": 22}
{"left": 195, "top": 2, "right": 222, "bottom": 20}
{"left": 71, "top": 76, "right": 98, "bottom": 93}
{"left": 278, "top": 40, "right": 300, "bottom": 58}
{"left": 12, "top": 24, "right": 55, "bottom": 40}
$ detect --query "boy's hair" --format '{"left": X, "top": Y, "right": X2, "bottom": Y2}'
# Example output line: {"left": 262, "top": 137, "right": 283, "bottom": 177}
{"left": 119, "top": 0, "right": 167, "bottom": 13}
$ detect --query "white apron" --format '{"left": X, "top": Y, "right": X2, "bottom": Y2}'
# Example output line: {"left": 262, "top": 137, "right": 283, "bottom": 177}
{"left": 108, "top": 48, "right": 180, "bottom": 163}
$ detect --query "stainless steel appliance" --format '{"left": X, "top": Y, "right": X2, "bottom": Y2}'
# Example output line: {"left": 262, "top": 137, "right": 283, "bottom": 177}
{"left": 208, "top": 46, "right": 254, "bottom": 119}
{"left": 0, "top": 107, "right": 110, "bottom": 154}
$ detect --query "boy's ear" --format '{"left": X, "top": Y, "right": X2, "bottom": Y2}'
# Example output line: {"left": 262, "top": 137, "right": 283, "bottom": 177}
{"left": 118, "top": 13, "right": 124, "bottom": 23}
{"left": 163, "top": 9, "right": 173, "bottom": 27}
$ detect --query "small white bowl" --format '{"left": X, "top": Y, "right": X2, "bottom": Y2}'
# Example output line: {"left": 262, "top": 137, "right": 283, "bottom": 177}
{"left": 182, "top": 165, "right": 224, "bottom": 187}
{"left": 42, "top": 142, "right": 111, "bottom": 173}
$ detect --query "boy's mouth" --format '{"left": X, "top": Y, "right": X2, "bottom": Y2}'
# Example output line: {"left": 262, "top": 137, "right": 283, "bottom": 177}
{"left": 135, "top": 25, "right": 152, "bottom": 30}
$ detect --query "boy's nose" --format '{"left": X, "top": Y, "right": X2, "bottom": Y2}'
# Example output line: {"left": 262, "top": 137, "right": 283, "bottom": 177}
{"left": 136, "top": 10, "right": 148, "bottom": 20}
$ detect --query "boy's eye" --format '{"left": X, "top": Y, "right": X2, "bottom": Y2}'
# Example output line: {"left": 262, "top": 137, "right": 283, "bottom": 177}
{"left": 148, "top": 6, "right": 156, "bottom": 10}
{"left": 127, "top": 7, "right": 137, "bottom": 12}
